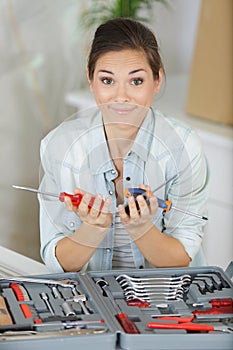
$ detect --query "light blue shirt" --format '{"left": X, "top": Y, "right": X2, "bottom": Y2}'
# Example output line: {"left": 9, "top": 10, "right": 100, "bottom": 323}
{"left": 39, "top": 107, "right": 209, "bottom": 272}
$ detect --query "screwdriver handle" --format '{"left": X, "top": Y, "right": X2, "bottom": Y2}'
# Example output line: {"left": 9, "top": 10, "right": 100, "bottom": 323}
{"left": 116, "top": 313, "right": 140, "bottom": 334}
{"left": 125, "top": 188, "right": 173, "bottom": 211}
{"left": 157, "top": 198, "right": 172, "bottom": 211}
{"left": 59, "top": 192, "right": 83, "bottom": 206}
{"left": 59, "top": 192, "right": 104, "bottom": 210}
{"left": 210, "top": 298, "right": 233, "bottom": 308}
{"left": 193, "top": 306, "right": 233, "bottom": 316}
{"left": 147, "top": 321, "right": 214, "bottom": 332}
{"left": 127, "top": 300, "right": 150, "bottom": 308}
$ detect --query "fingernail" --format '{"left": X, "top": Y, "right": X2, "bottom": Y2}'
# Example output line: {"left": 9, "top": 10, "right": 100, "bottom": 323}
{"left": 128, "top": 196, "right": 134, "bottom": 203}
{"left": 64, "top": 197, "right": 70, "bottom": 205}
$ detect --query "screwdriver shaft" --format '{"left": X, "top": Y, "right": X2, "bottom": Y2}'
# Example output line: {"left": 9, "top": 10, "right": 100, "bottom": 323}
{"left": 13, "top": 185, "right": 208, "bottom": 220}
{"left": 151, "top": 173, "right": 179, "bottom": 193}
{"left": 12, "top": 185, "right": 59, "bottom": 199}
{"left": 172, "top": 205, "right": 208, "bottom": 220}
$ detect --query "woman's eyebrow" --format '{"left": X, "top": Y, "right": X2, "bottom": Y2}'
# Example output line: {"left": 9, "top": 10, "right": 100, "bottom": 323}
{"left": 98, "top": 69, "right": 114, "bottom": 74}
{"left": 97, "top": 68, "right": 146, "bottom": 75}
{"left": 129, "top": 69, "right": 146, "bottom": 75}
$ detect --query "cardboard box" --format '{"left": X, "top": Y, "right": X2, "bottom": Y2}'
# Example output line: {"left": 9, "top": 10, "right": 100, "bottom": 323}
{"left": 186, "top": 0, "right": 233, "bottom": 125}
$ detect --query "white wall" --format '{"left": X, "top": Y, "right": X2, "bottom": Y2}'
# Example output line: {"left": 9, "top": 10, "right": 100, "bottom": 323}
{"left": 151, "top": 0, "right": 201, "bottom": 75}
{"left": 0, "top": 0, "right": 83, "bottom": 260}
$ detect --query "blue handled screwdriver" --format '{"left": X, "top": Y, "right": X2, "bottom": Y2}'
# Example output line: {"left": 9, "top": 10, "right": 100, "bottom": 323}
{"left": 124, "top": 188, "right": 208, "bottom": 221}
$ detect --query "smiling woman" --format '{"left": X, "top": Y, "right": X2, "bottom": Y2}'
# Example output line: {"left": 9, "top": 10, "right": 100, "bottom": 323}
{"left": 39, "top": 18, "right": 209, "bottom": 273}
{"left": 88, "top": 50, "right": 162, "bottom": 107}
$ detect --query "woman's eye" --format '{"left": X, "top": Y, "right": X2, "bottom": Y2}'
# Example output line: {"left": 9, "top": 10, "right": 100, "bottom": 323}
{"left": 131, "top": 78, "right": 143, "bottom": 86}
{"left": 101, "top": 78, "right": 114, "bottom": 85}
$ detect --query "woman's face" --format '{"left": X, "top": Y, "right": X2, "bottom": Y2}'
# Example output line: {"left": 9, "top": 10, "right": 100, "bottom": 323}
{"left": 88, "top": 49, "right": 162, "bottom": 108}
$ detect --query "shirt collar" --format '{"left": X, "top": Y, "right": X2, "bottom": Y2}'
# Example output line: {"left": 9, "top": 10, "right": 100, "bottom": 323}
{"left": 88, "top": 114, "right": 114, "bottom": 175}
{"left": 130, "top": 108, "right": 155, "bottom": 161}
{"left": 89, "top": 108, "right": 155, "bottom": 174}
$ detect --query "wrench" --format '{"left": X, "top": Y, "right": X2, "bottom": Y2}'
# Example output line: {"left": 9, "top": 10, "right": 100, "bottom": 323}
{"left": 116, "top": 274, "right": 191, "bottom": 286}
{"left": 1, "top": 276, "right": 78, "bottom": 289}
{"left": 69, "top": 287, "right": 90, "bottom": 315}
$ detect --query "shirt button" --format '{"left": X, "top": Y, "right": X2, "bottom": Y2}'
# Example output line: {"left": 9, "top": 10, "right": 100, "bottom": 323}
{"left": 106, "top": 248, "right": 111, "bottom": 253}
{"left": 126, "top": 176, "right": 131, "bottom": 181}
{"left": 111, "top": 170, "right": 117, "bottom": 174}
{"left": 69, "top": 222, "right": 75, "bottom": 228}
{"left": 109, "top": 190, "right": 113, "bottom": 195}
{"left": 139, "top": 265, "right": 144, "bottom": 269}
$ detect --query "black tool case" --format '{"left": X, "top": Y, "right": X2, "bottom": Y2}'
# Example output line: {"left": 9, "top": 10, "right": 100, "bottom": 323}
{"left": 0, "top": 265, "right": 232, "bottom": 350}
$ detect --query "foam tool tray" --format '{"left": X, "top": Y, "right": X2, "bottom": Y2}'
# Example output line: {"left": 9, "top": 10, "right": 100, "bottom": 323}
{"left": 0, "top": 265, "right": 232, "bottom": 350}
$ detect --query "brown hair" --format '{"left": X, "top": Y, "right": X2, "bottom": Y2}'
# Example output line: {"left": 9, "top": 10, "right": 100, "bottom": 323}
{"left": 87, "top": 18, "right": 164, "bottom": 81}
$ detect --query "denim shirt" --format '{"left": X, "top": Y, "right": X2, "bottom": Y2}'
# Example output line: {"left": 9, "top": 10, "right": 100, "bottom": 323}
{"left": 39, "top": 107, "right": 209, "bottom": 272}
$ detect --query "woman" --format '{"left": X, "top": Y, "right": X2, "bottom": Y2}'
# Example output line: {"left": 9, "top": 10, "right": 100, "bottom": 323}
{"left": 39, "top": 18, "right": 209, "bottom": 272}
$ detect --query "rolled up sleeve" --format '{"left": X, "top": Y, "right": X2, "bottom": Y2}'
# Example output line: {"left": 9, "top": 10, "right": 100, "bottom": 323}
{"left": 164, "top": 128, "right": 209, "bottom": 262}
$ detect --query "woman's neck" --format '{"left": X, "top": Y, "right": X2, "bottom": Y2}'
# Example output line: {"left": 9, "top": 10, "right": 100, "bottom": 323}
{"left": 104, "top": 123, "right": 139, "bottom": 158}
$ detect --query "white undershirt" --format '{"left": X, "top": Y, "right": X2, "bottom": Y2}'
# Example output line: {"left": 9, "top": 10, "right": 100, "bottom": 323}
{"left": 112, "top": 214, "right": 135, "bottom": 269}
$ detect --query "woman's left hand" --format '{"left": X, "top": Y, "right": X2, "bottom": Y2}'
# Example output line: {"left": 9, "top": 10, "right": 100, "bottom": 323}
{"left": 118, "top": 185, "right": 158, "bottom": 240}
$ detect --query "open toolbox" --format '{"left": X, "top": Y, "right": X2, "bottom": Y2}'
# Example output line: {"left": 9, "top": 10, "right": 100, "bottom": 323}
{"left": 0, "top": 265, "right": 232, "bottom": 350}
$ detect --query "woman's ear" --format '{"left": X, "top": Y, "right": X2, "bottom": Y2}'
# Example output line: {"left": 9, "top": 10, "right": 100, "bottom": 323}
{"left": 154, "top": 68, "right": 163, "bottom": 93}
{"left": 86, "top": 67, "right": 93, "bottom": 92}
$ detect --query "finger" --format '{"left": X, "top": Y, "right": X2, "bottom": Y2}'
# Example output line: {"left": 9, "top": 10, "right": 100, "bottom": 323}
{"left": 74, "top": 187, "right": 85, "bottom": 195}
{"left": 136, "top": 195, "right": 150, "bottom": 215}
{"left": 149, "top": 196, "right": 158, "bottom": 214}
{"left": 96, "top": 197, "right": 113, "bottom": 227}
{"left": 64, "top": 196, "right": 73, "bottom": 211}
{"left": 138, "top": 184, "right": 153, "bottom": 197}
{"left": 138, "top": 184, "right": 149, "bottom": 190}
{"left": 100, "top": 196, "right": 112, "bottom": 214}
{"left": 89, "top": 194, "right": 103, "bottom": 217}
{"left": 127, "top": 196, "right": 139, "bottom": 219}
{"left": 118, "top": 204, "right": 130, "bottom": 224}
{"left": 78, "top": 192, "right": 91, "bottom": 216}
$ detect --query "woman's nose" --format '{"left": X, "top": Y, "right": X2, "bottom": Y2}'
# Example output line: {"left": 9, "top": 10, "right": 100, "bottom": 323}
{"left": 114, "top": 83, "right": 130, "bottom": 103}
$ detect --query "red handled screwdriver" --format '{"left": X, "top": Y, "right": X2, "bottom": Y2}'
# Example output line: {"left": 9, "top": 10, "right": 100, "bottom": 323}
{"left": 146, "top": 315, "right": 232, "bottom": 332}
{"left": 193, "top": 298, "right": 233, "bottom": 317}
{"left": 12, "top": 185, "right": 104, "bottom": 210}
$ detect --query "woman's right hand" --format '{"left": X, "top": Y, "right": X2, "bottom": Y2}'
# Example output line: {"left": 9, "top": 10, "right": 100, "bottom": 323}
{"left": 64, "top": 188, "right": 112, "bottom": 229}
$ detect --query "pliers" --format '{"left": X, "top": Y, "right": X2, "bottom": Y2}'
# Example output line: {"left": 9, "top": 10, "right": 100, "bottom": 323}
{"left": 147, "top": 315, "right": 233, "bottom": 333}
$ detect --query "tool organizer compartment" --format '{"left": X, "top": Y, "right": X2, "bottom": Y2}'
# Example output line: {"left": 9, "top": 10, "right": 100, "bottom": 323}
{"left": 0, "top": 266, "right": 232, "bottom": 350}
{"left": 0, "top": 272, "right": 116, "bottom": 350}
{"left": 87, "top": 265, "right": 233, "bottom": 350}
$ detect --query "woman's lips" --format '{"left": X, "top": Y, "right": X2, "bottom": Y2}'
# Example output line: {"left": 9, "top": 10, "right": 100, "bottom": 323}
{"left": 101, "top": 103, "right": 148, "bottom": 126}
{"left": 109, "top": 104, "right": 137, "bottom": 115}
